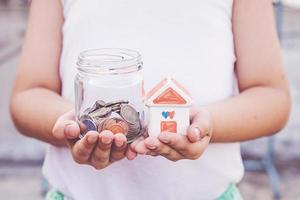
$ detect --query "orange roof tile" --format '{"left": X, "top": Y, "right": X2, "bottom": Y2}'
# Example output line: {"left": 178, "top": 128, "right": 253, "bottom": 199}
{"left": 146, "top": 77, "right": 192, "bottom": 106}
{"left": 153, "top": 87, "right": 187, "bottom": 104}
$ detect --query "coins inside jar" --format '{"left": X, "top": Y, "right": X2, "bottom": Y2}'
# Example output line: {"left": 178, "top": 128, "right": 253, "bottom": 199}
{"left": 78, "top": 114, "right": 97, "bottom": 133}
{"left": 78, "top": 100, "right": 143, "bottom": 143}
{"left": 99, "top": 117, "right": 129, "bottom": 135}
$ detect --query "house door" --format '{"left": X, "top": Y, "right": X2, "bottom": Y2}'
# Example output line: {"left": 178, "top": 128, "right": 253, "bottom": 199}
{"left": 161, "top": 121, "right": 177, "bottom": 133}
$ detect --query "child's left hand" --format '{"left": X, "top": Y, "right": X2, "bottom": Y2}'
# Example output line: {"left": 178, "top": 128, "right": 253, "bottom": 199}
{"left": 127, "top": 108, "right": 213, "bottom": 161}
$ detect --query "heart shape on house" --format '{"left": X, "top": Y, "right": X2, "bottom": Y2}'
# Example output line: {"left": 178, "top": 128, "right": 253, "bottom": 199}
{"left": 161, "top": 111, "right": 175, "bottom": 119}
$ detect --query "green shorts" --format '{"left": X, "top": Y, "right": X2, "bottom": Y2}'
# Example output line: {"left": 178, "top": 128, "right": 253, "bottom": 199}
{"left": 216, "top": 184, "right": 243, "bottom": 200}
{"left": 46, "top": 184, "right": 243, "bottom": 200}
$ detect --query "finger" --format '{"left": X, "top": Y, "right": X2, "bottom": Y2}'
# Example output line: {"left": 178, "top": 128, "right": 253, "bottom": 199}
{"left": 110, "top": 133, "right": 127, "bottom": 162}
{"left": 72, "top": 131, "right": 98, "bottom": 163}
{"left": 53, "top": 120, "right": 80, "bottom": 140}
{"left": 90, "top": 130, "right": 114, "bottom": 168}
{"left": 188, "top": 109, "right": 213, "bottom": 143}
{"left": 134, "top": 136, "right": 157, "bottom": 154}
{"left": 52, "top": 110, "right": 79, "bottom": 139}
{"left": 144, "top": 137, "right": 160, "bottom": 150}
{"left": 126, "top": 137, "right": 144, "bottom": 160}
{"left": 158, "top": 132, "right": 207, "bottom": 158}
{"left": 65, "top": 122, "right": 81, "bottom": 139}
{"left": 158, "top": 132, "right": 188, "bottom": 151}
{"left": 144, "top": 137, "right": 183, "bottom": 161}
{"left": 113, "top": 133, "right": 127, "bottom": 150}
{"left": 186, "top": 136, "right": 211, "bottom": 160}
{"left": 184, "top": 134, "right": 211, "bottom": 160}
{"left": 146, "top": 151, "right": 159, "bottom": 156}
{"left": 126, "top": 147, "right": 138, "bottom": 160}
{"left": 130, "top": 136, "right": 145, "bottom": 150}
{"left": 186, "top": 126, "right": 201, "bottom": 143}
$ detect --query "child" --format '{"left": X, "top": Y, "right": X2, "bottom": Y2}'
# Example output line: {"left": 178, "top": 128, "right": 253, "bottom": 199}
{"left": 10, "top": 0, "right": 290, "bottom": 199}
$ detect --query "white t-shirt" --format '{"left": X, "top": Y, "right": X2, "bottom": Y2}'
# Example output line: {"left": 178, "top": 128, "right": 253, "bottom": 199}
{"left": 43, "top": 0, "right": 244, "bottom": 199}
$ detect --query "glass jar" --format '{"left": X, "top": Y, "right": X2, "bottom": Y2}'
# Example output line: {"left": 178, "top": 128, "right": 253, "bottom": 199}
{"left": 74, "top": 48, "right": 145, "bottom": 143}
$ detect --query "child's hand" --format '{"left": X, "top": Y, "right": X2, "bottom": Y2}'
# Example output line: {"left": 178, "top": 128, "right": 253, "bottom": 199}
{"left": 52, "top": 110, "right": 133, "bottom": 169}
{"left": 129, "top": 108, "right": 212, "bottom": 161}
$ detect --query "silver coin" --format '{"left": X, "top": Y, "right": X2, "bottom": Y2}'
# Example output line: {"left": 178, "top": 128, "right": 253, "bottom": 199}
{"left": 105, "top": 100, "right": 128, "bottom": 107}
{"left": 78, "top": 115, "right": 97, "bottom": 135}
{"left": 86, "top": 100, "right": 105, "bottom": 115}
{"left": 120, "top": 104, "right": 139, "bottom": 124}
{"left": 111, "top": 105, "right": 121, "bottom": 112}
{"left": 126, "top": 127, "right": 145, "bottom": 144}
{"left": 96, "top": 100, "right": 106, "bottom": 108}
{"left": 89, "top": 101, "right": 103, "bottom": 113}
{"left": 127, "top": 122, "right": 141, "bottom": 139}
{"left": 128, "top": 125, "right": 140, "bottom": 134}
{"left": 97, "top": 118, "right": 106, "bottom": 133}
{"left": 90, "top": 106, "right": 112, "bottom": 118}
{"left": 94, "top": 117, "right": 106, "bottom": 127}
{"left": 83, "top": 107, "right": 94, "bottom": 115}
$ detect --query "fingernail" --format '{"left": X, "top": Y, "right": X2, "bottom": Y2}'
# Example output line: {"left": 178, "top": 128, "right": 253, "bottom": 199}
{"left": 193, "top": 127, "right": 201, "bottom": 141}
{"left": 65, "top": 124, "right": 77, "bottom": 137}
{"left": 145, "top": 139, "right": 158, "bottom": 149}
{"left": 102, "top": 137, "right": 112, "bottom": 144}
{"left": 160, "top": 132, "right": 170, "bottom": 143}
{"left": 147, "top": 145, "right": 157, "bottom": 150}
{"left": 87, "top": 135, "right": 97, "bottom": 144}
{"left": 115, "top": 140, "right": 124, "bottom": 147}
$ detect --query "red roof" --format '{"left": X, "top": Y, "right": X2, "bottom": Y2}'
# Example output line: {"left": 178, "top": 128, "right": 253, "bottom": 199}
{"left": 153, "top": 87, "right": 187, "bottom": 104}
{"left": 146, "top": 77, "right": 192, "bottom": 106}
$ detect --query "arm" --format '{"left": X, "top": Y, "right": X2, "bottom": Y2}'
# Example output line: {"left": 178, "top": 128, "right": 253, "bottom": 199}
{"left": 10, "top": 0, "right": 131, "bottom": 169}
{"left": 207, "top": 0, "right": 291, "bottom": 142}
{"left": 131, "top": 0, "right": 291, "bottom": 161}
{"left": 10, "top": 0, "right": 67, "bottom": 146}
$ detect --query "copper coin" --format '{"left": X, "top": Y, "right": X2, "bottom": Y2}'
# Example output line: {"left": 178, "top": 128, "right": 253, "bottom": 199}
{"left": 108, "top": 124, "right": 125, "bottom": 134}
{"left": 101, "top": 118, "right": 129, "bottom": 134}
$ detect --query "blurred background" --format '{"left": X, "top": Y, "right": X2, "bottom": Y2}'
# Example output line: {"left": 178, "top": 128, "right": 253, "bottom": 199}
{"left": 0, "top": 0, "right": 299, "bottom": 199}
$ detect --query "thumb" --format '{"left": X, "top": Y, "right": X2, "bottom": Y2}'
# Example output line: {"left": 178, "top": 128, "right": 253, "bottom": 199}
{"left": 52, "top": 110, "right": 80, "bottom": 140}
{"left": 64, "top": 121, "right": 80, "bottom": 139}
{"left": 187, "top": 109, "right": 212, "bottom": 143}
{"left": 187, "top": 125, "right": 201, "bottom": 143}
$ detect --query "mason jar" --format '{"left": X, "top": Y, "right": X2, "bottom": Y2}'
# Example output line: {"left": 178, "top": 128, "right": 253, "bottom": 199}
{"left": 74, "top": 48, "right": 145, "bottom": 143}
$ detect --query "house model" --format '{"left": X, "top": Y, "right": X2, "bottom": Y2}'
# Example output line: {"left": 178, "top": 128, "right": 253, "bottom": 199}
{"left": 146, "top": 77, "right": 193, "bottom": 137}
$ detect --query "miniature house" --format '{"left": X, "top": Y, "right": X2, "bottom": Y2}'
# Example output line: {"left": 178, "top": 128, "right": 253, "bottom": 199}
{"left": 146, "top": 77, "right": 193, "bottom": 137}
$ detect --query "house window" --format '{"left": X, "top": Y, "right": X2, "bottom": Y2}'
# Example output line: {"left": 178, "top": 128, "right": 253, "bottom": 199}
{"left": 161, "top": 121, "right": 177, "bottom": 133}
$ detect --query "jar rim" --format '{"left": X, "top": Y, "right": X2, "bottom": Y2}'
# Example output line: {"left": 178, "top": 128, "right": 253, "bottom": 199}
{"left": 77, "top": 48, "right": 142, "bottom": 75}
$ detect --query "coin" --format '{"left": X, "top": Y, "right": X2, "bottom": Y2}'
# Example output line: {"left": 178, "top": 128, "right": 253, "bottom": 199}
{"left": 90, "top": 106, "right": 112, "bottom": 118}
{"left": 78, "top": 99, "right": 143, "bottom": 143}
{"left": 120, "top": 104, "right": 139, "bottom": 124}
{"left": 79, "top": 115, "right": 97, "bottom": 134}
{"left": 126, "top": 127, "right": 144, "bottom": 144}
{"left": 83, "top": 107, "right": 94, "bottom": 115}
{"left": 116, "top": 120, "right": 129, "bottom": 135}
{"left": 100, "top": 118, "right": 129, "bottom": 134}
{"left": 96, "top": 100, "right": 106, "bottom": 108}
{"left": 111, "top": 104, "right": 121, "bottom": 112}
{"left": 98, "top": 118, "right": 112, "bottom": 133}
{"left": 108, "top": 124, "right": 126, "bottom": 134}
{"left": 105, "top": 100, "right": 128, "bottom": 107}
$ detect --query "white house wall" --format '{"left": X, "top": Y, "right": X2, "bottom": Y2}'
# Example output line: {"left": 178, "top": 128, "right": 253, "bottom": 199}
{"left": 147, "top": 106, "right": 190, "bottom": 137}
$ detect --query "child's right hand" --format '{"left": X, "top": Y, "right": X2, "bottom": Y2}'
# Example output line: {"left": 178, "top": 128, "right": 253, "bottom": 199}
{"left": 52, "top": 110, "right": 133, "bottom": 169}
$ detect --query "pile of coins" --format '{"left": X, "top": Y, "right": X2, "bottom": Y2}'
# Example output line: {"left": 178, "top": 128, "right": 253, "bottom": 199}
{"left": 78, "top": 100, "right": 143, "bottom": 143}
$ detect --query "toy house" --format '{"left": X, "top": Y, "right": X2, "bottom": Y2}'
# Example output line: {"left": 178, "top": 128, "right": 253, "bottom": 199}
{"left": 146, "top": 77, "right": 193, "bottom": 137}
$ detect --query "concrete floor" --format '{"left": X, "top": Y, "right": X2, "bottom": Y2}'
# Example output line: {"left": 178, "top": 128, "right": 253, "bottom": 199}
{"left": 0, "top": 2, "right": 300, "bottom": 200}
